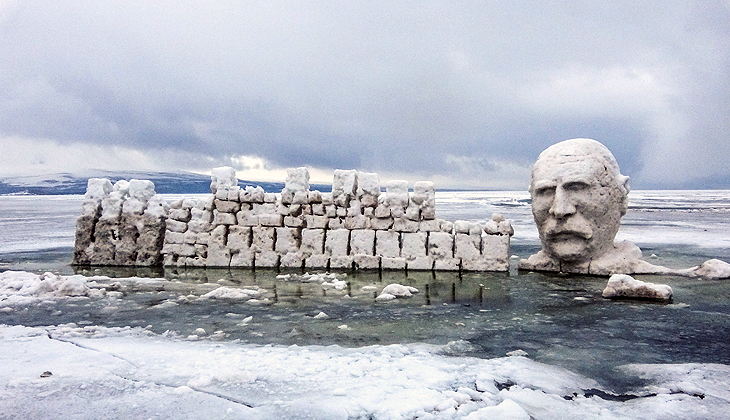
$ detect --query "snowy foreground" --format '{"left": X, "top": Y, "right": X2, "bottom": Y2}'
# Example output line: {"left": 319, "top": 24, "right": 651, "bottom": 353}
{"left": 2, "top": 271, "right": 730, "bottom": 419}
{"left": 2, "top": 324, "right": 729, "bottom": 420}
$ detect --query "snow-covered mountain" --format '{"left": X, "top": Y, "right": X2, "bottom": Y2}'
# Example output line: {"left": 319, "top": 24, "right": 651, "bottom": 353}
{"left": 0, "top": 170, "right": 330, "bottom": 195}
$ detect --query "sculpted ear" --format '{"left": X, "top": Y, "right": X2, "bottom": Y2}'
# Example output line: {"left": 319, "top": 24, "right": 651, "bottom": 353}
{"left": 619, "top": 175, "right": 630, "bottom": 215}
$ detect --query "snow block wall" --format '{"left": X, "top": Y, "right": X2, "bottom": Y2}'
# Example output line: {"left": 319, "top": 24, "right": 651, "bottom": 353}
{"left": 72, "top": 179, "right": 168, "bottom": 266}
{"left": 74, "top": 167, "right": 513, "bottom": 272}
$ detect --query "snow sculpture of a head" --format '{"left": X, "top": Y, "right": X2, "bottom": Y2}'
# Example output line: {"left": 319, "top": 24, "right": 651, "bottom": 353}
{"left": 529, "top": 138, "right": 630, "bottom": 265}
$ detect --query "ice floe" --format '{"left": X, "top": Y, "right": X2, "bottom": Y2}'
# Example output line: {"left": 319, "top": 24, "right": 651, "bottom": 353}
{"left": 376, "top": 283, "right": 419, "bottom": 301}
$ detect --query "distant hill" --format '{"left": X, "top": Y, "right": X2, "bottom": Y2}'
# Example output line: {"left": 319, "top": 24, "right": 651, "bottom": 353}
{"left": 0, "top": 171, "right": 332, "bottom": 195}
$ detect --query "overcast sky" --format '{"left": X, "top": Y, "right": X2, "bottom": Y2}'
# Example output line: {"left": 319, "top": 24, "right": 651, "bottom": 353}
{"left": 1, "top": 1, "right": 729, "bottom": 189}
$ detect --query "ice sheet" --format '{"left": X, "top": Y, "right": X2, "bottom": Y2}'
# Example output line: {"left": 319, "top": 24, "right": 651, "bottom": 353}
{"left": 1, "top": 324, "right": 727, "bottom": 419}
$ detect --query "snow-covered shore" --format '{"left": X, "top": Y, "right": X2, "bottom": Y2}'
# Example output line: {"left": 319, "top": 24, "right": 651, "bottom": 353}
{"left": 2, "top": 323, "right": 729, "bottom": 420}
{"left": 1, "top": 270, "right": 730, "bottom": 419}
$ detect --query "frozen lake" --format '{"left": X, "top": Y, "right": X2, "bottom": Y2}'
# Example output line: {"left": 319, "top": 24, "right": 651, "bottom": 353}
{"left": 1, "top": 191, "right": 729, "bottom": 419}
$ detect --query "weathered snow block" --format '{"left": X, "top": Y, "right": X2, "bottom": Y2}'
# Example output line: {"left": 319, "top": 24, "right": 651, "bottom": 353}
{"left": 240, "top": 185, "right": 265, "bottom": 203}
{"left": 230, "top": 250, "right": 254, "bottom": 267}
{"left": 73, "top": 213, "right": 99, "bottom": 265}
{"left": 407, "top": 257, "right": 433, "bottom": 271}
{"left": 393, "top": 218, "right": 419, "bottom": 233}
{"left": 114, "top": 215, "right": 140, "bottom": 265}
{"left": 419, "top": 219, "right": 441, "bottom": 232}
{"left": 121, "top": 199, "right": 146, "bottom": 217}
{"left": 259, "top": 214, "right": 284, "bottom": 227}
{"left": 282, "top": 167, "right": 310, "bottom": 204}
{"left": 305, "top": 215, "right": 328, "bottom": 229}
{"left": 206, "top": 244, "right": 232, "bottom": 267}
{"left": 333, "top": 169, "right": 358, "bottom": 195}
{"left": 255, "top": 251, "right": 280, "bottom": 268}
{"left": 136, "top": 216, "right": 166, "bottom": 266}
{"left": 330, "top": 256, "right": 354, "bottom": 269}
{"left": 404, "top": 203, "right": 421, "bottom": 221}
{"left": 347, "top": 200, "right": 362, "bottom": 217}
{"left": 101, "top": 192, "right": 124, "bottom": 220}
{"left": 237, "top": 212, "right": 259, "bottom": 226}
{"left": 357, "top": 171, "right": 380, "bottom": 207}
{"left": 280, "top": 252, "right": 304, "bottom": 268}
{"left": 305, "top": 255, "right": 330, "bottom": 269}
{"left": 300, "top": 229, "right": 325, "bottom": 256}
{"left": 325, "top": 229, "right": 350, "bottom": 257}
{"left": 412, "top": 181, "right": 436, "bottom": 220}
{"left": 401, "top": 232, "right": 427, "bottom": 259}
{"left": 385, "top": 180, "right": 409, "bottom": 210}
{"left": 333, "top": 169, "right": 358, "bottom": 206}
{"left": 227, "top": 226, "right": 251, "bottom": 251}
{"left": 213, "top": 210, "right": 237, "bottom": 226}
{"left": 354, "top": 255, "right": 380, "bottom": 269}
{"left": 428, "top": 232, "right": 454, "bottom": 260}
{"left": 602, "top": 274, "right": 673, "bottom": 302}
{"left": 275, "top": 227, "right": 302, "bottom": 254}
{"left": 251, "top": 227, "right": 276, "bottom": 253}
{"left": 455, "top": 233, "right": 481, "bottom": 260}
{"left": 214, "top": 199, "right": 240, "bottom": 213}
{"left": 85, "top": 178, "right": 113, "bottom": 200}
{"left": 128, "top": 179, "right": 156, "bottom": 202}
{"left": 453, "top": 221, "right": 470, "bottom": 234}
{"left": 210, "top": 225, "right": 228, "bottom": 247}
{"left": 286, "top": 167, "right": 310, "bottom": 191}
{"left": 311, "top": 203, "right": 325, "bottom": 216}
{"left": 370, "top": 217, "right": 394, "bottom": 230}
{"left": 210, "top": 167, "right": 237, "bottom": 193}
{"left": 166, "top": 219, "right": 187, "bottom": 233}
{"left": 328, "top": 217, "right": 345, "bottom": 230}
{"left": 376, "top": 231, "right": 400, "bottom": 258}
{"left": 344, "top": 215, "right": 369, "bottom": 230}
{"left": 434, "top": 258, "right": 460, "bottom": 271}
{"left": 381, "top": 257, "right": 406, "bottom": 270}
{"left": 251, "top": 203, "right": 276, "bottom": 215}
{"left": 86, "top": 233, "right": 115, "bottom": 266}
{"left": 168, "top": 208, "right": 191, "bottom": 222}
{"left": 482, "top": 234, "right": 510, "bottom": 264}
{"left": 350, "top": 229, "right": 376, "bottom": 256}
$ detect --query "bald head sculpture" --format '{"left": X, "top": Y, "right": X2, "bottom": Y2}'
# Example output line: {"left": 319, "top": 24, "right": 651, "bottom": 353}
{"left": 520, "top": 139, "right": 640, "bottom": 274}
{"left": 531, "top": 138, "right": 630, "bottom": 263}
{"left": 519, "top": 138, "right": 730, "bottom": 278}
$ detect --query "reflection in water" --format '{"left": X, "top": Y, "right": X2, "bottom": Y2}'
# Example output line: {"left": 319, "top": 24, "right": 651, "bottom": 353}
{"left": 14, "top": 261, "right": 728, "bottom": 393}
{"left": 72, "top": 264, "right": 514, "bottom": 307}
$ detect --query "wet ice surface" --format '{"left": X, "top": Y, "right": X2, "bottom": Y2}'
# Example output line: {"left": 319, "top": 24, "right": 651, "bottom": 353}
{"left": 4, "top": 263, "right": 730, "bottom": 394}
{"left": 1, "top": 192, "right": 730, "bottom": 418}
{"left": 2, "top": 268, "right": 730, "bottom": 419}
{"left": 5, "top": 322, "right": 729, "bottom": 420}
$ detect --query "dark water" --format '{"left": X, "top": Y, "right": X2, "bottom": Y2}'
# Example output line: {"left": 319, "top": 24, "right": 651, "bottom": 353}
{"left": 4, "top": 245, "right": 730, "bottom": 394}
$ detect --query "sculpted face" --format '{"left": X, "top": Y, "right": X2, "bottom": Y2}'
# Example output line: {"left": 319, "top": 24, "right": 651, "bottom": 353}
{"left": 530, "top": 139, "right": 629, "bottom": 264}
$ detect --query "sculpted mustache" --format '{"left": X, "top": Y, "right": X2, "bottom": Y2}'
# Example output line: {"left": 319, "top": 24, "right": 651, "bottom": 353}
{"left": 547, "top": 229, "right": 593, "bottom": 240}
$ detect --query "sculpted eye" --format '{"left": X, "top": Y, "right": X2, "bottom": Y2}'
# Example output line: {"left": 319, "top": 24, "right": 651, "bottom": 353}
{"left": 563, "top": 181, "right": 589, "bottom": 192}
{"left": 535, "top": 186, "right": 555, "bottom": 197}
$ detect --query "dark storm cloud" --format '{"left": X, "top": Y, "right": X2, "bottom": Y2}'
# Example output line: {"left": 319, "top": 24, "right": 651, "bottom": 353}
{"left": 0, "top": 0, "right": 728, "bottom": 188}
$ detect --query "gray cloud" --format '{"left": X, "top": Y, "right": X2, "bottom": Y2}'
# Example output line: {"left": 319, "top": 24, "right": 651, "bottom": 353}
{"left": 1, "top": 0, "right": 728, "bottom": 188}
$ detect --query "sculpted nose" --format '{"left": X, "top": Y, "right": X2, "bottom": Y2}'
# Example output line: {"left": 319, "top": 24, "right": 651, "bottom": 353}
{"left": 549, "top": 187, "right": 576, "bottom": 218}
